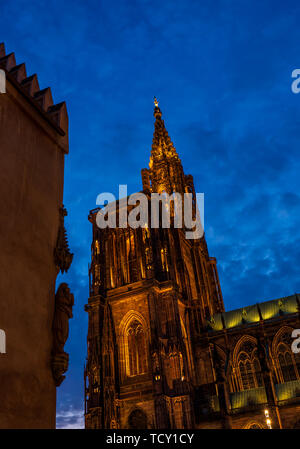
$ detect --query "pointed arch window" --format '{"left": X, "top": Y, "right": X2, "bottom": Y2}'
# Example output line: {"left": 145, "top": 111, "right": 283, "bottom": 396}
{"left": 277, "top": 343, "right": 298, "bottom": 382}
{"left": 126, "top": 320, "right": 148, "bottom": 376}
{"left": 273, "top": 328, "right": 300, "bottom": 383}
{"left": 236, "top": 341, "right": 264, "bottom": 391}
{"left": 239, "top": 354, "right": 256, "bottom": 390}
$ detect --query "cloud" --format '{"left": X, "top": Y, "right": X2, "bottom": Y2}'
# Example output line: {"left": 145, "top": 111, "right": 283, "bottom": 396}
{"left": 2, "top": 0, "right": 300, "bottom": 425}
{"left": 56, "top": 406, "right": 85, "bottom": 429}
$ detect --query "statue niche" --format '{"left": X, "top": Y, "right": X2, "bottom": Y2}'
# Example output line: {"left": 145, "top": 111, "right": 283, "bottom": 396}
{"left": 51, "top": 282, "right": 74, "bottom": 386}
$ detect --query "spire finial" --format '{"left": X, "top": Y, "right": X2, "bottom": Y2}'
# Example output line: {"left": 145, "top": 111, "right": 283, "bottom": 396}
{"left": 153, "top": 96, "right": 162, "bottom": 119}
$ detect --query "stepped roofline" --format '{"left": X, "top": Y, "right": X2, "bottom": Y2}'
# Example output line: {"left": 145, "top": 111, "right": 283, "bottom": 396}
{"left": 0, "top": 42, "right": 68, "bottom": 144}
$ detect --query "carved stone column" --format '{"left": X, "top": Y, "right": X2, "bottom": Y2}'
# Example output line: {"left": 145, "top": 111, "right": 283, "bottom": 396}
{"left": 212, "top": 344, "right": 232, "bottom": 429}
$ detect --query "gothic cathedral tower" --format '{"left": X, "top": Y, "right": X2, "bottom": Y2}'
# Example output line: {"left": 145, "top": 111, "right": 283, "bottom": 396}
{"left": 85, "top": 101, "right": 224, "bottom": 429}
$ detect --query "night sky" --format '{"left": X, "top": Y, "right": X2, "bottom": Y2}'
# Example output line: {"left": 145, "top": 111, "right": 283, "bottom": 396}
{"left": 1, "top": 0, "right": 300, "bottom": 428}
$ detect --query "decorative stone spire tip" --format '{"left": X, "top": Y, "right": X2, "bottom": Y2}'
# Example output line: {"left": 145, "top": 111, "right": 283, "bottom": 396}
{"left": 153, "top": 96, "right": 162, "bottom": 119}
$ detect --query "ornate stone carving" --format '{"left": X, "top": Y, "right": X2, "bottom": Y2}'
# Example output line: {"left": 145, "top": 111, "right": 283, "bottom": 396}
{"left": 52, "top": 353, "right": 69, "bottom": 387}
{"left": 51, "top": 282, "right": 74, "bottom": 386}
{"left": 54, "top": 205, "right": 73, "bottom": 274}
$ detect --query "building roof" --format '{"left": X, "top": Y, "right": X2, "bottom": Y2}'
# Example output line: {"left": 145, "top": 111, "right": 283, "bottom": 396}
{"left": 207, "top": 293, "right": 300, "bottom": 331}
{"left": 0, "top": 42, "right": 68, "bottom": 138}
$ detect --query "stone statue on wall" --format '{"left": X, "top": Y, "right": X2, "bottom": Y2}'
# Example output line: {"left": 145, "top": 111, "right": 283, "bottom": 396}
{"left": 51, "top": 282, "right": 74, "bottom": 386}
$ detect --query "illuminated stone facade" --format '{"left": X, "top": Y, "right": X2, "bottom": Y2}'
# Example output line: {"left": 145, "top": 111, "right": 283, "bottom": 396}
{"left": 85, "top": 102, "right": 300, "bottom": 429}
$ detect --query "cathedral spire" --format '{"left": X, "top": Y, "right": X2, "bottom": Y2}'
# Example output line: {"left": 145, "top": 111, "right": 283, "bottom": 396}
{"left": 141, "top": 99, "right": 186, "bottom": 194}
{"left": 151, "top": 98, "right": 179, "bottom": 161}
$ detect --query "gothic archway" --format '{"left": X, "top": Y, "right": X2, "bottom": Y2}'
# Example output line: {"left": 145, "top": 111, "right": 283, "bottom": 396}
{"left": 128, "top": 409, "right": 148, "bottom": 429}
{"left": 244, "top": 421, "right": 264, "bottom": 429}
{"left": 272, "top": 326, "right": 300, "bottom": 383}
{"left": 127, "top": 320, "right": 148, "bottom": 376}
{"left": 119, "top": 311, "right": 149, "bottom": 379}
{"left": 233, "top": 336, "right": 263, "bottom": 391}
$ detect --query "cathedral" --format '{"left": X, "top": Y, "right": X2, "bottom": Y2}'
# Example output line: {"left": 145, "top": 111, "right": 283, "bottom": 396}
{"left": 85, "top": 101, "right": 300, "bottom": 429}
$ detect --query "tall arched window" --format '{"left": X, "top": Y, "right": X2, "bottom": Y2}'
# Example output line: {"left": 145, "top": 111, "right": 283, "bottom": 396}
{"left": 277, "top": 343, "right": 297, "bottom": 382}
{"left": 235, "top": 339, "right": 264, "bottom": 391}
{"left": 127, "top": 320, "right": 147, "bottom": 376}
{"left": 239, "top": 354, "right": 256, "bottom": 390}
{"left": 273, "top": 328, "right": 300, "bottom": 383}
{"left": 127, "top": 231, "right": 138, "bottom": 283}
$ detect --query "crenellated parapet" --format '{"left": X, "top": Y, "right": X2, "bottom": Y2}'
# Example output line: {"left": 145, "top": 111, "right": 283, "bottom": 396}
{"left": 0, "top": 42, "right": 68, "bottom": 150}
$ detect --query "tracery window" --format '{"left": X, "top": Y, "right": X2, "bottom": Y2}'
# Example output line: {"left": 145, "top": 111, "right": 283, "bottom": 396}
{"left": 127, "top": 320, "right": 148, "bottom": 376}
{"left": 239, "top": 354, "right": 256, "bottom": 390}
{"left": 273, "top": 329, "right": 300, "bottom": 383}
{"left": 236, "top": 341, "right": 263, "bottom": 390}
{"left": 277, "top": 342, "right": 298, "bottom": 382}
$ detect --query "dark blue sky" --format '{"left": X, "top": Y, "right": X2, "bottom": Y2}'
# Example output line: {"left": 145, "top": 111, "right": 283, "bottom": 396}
{"left": 2, "top": 0, "right": 300, "bottom": 428}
